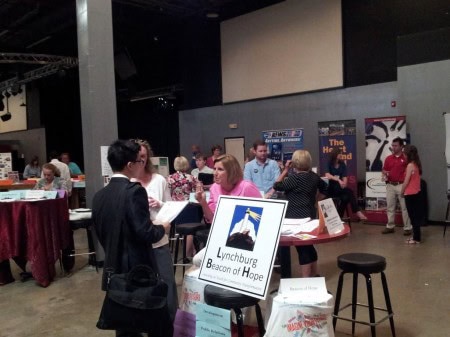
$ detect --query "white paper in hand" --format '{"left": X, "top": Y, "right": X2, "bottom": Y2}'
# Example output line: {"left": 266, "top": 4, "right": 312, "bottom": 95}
{"left": 153, "top": 201, "right": 188, "bottom": 224}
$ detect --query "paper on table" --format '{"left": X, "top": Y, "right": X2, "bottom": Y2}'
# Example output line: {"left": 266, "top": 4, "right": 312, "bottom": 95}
{"left": 281, "top": 219, "right": 319, "bottom": 235}
{"left": 283, "top": 217, "right": 311, "bottom": 225}
{"left": 153, "top": 200, "right": 188, "bottom": 224}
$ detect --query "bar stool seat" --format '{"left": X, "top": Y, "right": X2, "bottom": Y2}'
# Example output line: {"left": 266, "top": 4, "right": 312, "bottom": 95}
{"left": 173, "top": 222, "right": 207, "bottom": 274}
{"left": 204, "top": 285, "right": 265, "bottom": 337}
{"left": 333, "top": 253, "right": 395, "bottom": 337}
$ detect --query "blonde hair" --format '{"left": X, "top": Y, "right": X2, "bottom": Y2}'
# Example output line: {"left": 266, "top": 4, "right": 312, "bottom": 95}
{"left": 174, "top": 156, "right": 190, "bottom": 172}
{"left": 291, "top": 150, "right": 312, "bottom": 172}
{"left": 214, "top": 154, "right": 243, "bottom": 186}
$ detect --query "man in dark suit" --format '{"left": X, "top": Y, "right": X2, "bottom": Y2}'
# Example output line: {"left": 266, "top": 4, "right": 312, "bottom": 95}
{"left": 92, "top": 139, "right": 171, "bottom": 337}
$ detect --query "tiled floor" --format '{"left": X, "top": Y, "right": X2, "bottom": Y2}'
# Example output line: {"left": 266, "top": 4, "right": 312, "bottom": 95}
{"left": 1, "top": 223, "right": 449, "bottom": 337}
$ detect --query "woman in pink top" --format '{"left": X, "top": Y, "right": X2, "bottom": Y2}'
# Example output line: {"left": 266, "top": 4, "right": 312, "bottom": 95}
{"left": 196, "top": 154, "right": 261, "bottom": 223}
{"left": 401, "top": 145, "right": 423, "bottom": 244}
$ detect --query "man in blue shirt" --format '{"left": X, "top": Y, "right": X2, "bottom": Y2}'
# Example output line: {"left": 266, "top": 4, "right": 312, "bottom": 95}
{"left": 244, "top": 140, "right": 280, "bottom": 198}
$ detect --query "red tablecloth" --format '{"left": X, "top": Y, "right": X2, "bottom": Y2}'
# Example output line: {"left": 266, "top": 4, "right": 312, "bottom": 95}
{"left": 0, "top": 198, "right": 71, "bottom": 287}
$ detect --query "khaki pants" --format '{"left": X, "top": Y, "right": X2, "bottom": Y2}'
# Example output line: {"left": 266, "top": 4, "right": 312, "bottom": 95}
{"left": 386, "top": 183, "right": 412, "bottom": 230}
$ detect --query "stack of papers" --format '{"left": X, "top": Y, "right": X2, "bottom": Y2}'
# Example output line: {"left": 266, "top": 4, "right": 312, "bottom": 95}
{"left": 281, "top": 218, "right": 319, "bottom": 236}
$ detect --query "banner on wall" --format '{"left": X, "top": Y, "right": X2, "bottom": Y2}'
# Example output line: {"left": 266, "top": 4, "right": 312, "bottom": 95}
{"left": 262, "top": 128, "right": 304, "bottom": 163}
{"left": 364, "top": 116, "right": 407, "bottom": 210}
{"left": 318, "top": 120, "right": 357, "bottom": 194}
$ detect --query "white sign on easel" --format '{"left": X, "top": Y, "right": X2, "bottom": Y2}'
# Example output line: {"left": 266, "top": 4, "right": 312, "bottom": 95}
{"left": 199, "top": 196, "right": 288, "bottom": 299}
{"left": 318, "top": 198, "right": 344, "bottom": 234}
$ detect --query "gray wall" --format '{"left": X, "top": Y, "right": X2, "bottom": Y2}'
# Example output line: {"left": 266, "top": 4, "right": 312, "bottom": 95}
{"left": 0, "top": 127, "right": 47, "bottom": 166}
{"left": 398, "top": 59, "right": 450, "bottom": 221}
{"left": 180, "top": 81, "right": 398, "bottom": 181}
{"left": 179, "top": 60, "right": 448, "bottom": 221}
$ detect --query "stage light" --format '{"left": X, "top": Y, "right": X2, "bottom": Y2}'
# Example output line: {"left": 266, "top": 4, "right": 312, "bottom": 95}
{"left": 0, "top": 94, "right": 4, "bottom": 111}
{"left": 1, "top": 112, "right": 11, "bottom": 122}
{"left": 4, "top": 91, "right": 11, "bottom": 98}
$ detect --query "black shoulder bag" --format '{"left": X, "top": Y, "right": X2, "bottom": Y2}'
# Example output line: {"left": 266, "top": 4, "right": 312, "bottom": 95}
{"left": 96, "top": 186, "right": 172, "bottom": 335}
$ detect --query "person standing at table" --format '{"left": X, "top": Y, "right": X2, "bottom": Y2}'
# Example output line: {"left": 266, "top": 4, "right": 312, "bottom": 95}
{"left": 92, "top": 139, "right": 171, "bottom": 337}
{"left": 401, "top": 145, "right": 424, "bottom": 244}
{"left": 381, "top": 137, "right": 412, "bottom": 235}
{"left": 190, "top": 144, "right": 201, "bottom": 170}
{"left": 132, "top": 139, "right": 178, "bottom": 322}
{"left": 23, "top": 155, "right": 41, "bottom": 178}
{"left": 45, "top": 151, "right": 72, "bottom": 195}
{"left": 191, "top": 153, "right": 214, "bottom": 178}
{"left": 167, "top": 156, "right": 198, "bottom": 201}
{"left": 60, "top": 152, "right": 82, "bottom": 177}
{"left": 244, "top": 139, "right": 280, "bottom": 198}
{"left": 206, "top": 144, "right": 222, "bottom": 168}
{"left": 273, "top": 150, "right": 327, "bottom": 278}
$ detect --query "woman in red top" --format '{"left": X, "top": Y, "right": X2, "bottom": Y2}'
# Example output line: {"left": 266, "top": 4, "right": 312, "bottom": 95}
{"left": 401, "top": 145, "right": 424, "bottom": 244}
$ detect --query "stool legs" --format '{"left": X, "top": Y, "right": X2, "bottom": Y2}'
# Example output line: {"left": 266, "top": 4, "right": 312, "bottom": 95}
{"left": 173, "top": 233, "right": 180, "bottom": 274}
{"left": 364, "top": 274, "right": 376, "bottom": 337}
{"left": 352, "top": 273, "right": 358, "bottom": 335}
{"left": 333, "top": 271, "right": 395, "bottom": 337}
{"left": 333, "top": 271, "right": 345, "bottom": 330}
{"left": 381, "top": 272, "right": 396, "bottom": 337}
{"left": 254, "top": 304, "right": 266, "bottom": 337}
{"left": 234, "top": 308, "right": 245, "bottom": 337}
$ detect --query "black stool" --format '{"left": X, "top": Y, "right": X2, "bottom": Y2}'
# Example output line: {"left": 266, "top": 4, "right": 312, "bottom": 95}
{"left": 173, "top": 222, "right": 207, "bottom": 274}
{"left": 69, "top": 219, "right": 98, "bottom": 272}
{"left": 333, "top": 253, "right": 395, "bottom": 337}
{"left": 194, "top": 228, "right": 211, "bottom": 251}
{"left": 204, "top": 285, "right": 265, "bottom": 337}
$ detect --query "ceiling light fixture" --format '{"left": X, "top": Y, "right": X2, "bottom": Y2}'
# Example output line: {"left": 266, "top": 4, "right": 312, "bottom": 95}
{"left": 206, "top": 12, "right": 219, "bottom": 18}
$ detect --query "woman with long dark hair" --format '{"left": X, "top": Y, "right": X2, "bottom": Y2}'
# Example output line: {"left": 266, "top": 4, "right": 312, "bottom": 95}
{"left": 325, "top": 148, "right": 367, "bottom": 221}
{"left": 23, "top": 155, "right": 41, "bottom": 178}
{"left": 401, "top": 145, "right": 424, "bottom": 244}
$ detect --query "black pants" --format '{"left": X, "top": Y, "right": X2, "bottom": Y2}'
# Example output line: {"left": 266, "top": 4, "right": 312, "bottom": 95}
{"left": 279, "top": 245, "right": 318, "bottom": 278}
{"left": 330, "top": 188, "right": 359, "bottom": 215}
{"left": 405, "top": 192, "right": 424, "bottom": 242}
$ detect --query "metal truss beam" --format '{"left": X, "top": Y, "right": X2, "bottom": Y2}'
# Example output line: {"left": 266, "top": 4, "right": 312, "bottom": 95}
{"left": 0, "top": 53, "right": 78, "bottom": 93}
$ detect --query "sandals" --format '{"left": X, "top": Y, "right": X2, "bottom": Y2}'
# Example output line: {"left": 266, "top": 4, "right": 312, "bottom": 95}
{"left": 405, "top": 238, "right": 420, "bottom": 244}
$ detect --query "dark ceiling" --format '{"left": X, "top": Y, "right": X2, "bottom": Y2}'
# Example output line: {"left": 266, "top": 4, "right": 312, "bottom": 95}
{"left": 0, "top": 0, "right": 449, "bottom": 103}
{"left": 0, "top": 0, "right": 283, "bottom": 85}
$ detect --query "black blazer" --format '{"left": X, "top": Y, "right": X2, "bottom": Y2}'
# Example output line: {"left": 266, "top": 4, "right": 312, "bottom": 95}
{"left": 92, "top": 177, "right": 165, "bottom": 290}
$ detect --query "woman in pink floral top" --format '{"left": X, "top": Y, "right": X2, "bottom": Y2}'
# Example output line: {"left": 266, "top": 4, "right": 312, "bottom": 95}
{"left": 167, "top": 156, "right": 198, "bottom": 201}
{"left": 167, "top": 156, "right": 201, "bottom": 258}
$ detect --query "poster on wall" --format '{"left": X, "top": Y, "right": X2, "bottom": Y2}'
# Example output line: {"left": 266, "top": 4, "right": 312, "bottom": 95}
{"left": 151, "top": 157, "right": 169, "bottom": 177}
{"left": 0, "top": 86, "right": 27, "bottom": 134}
{"left": 0, "top": 152, "right": 13, "bottom": 179}
{"left": 262, "top": 128, "right": 304, "bottom": 163}
{"left": 318, "top": 120, "right": 357, "bottom": 194}
{"left": 199, "top": 196, "right": 287, "bottom": 299}
{"left": 365, "top": 116, "right": 407, "bottom": 209}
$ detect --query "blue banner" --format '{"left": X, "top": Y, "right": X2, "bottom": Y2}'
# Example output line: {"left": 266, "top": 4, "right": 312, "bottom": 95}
{"left": 262, "top": 128, "right": 304, "bottom": 163}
